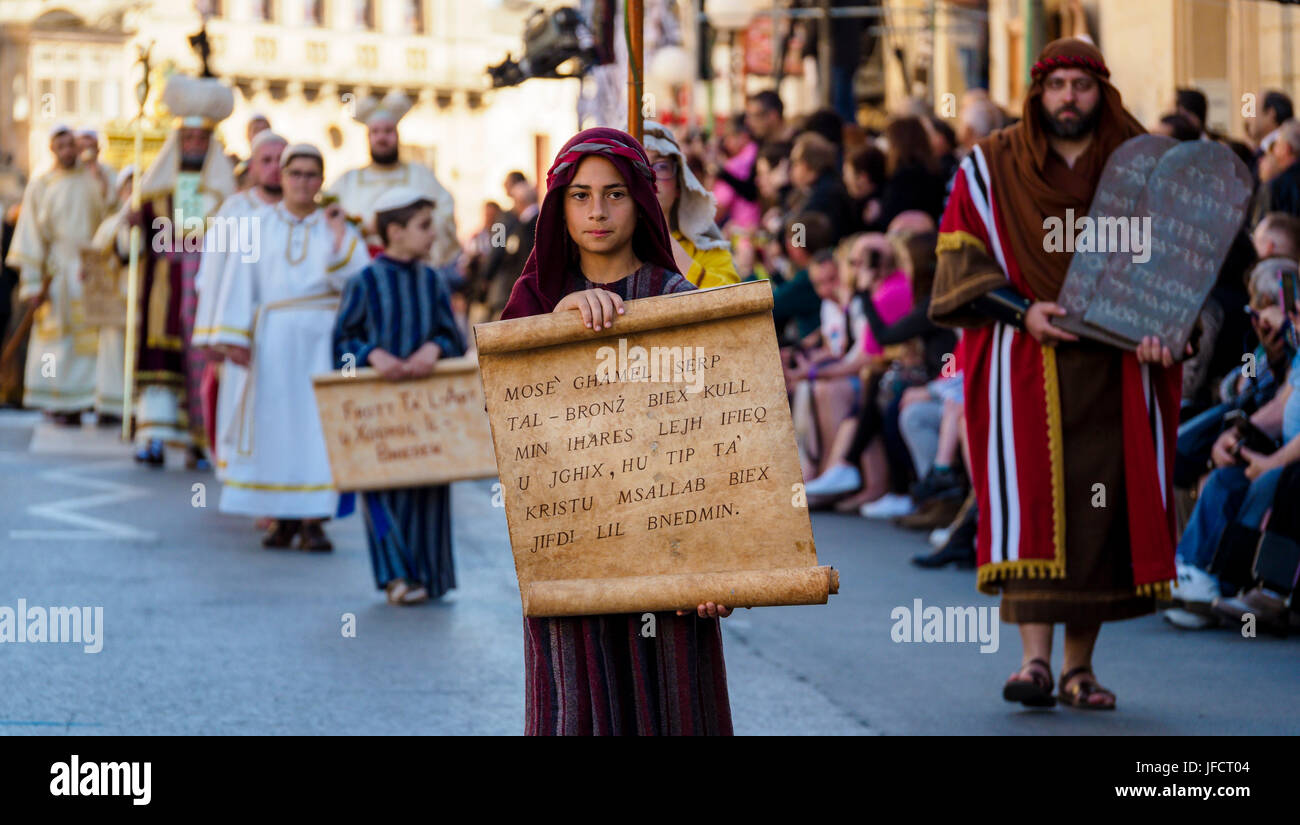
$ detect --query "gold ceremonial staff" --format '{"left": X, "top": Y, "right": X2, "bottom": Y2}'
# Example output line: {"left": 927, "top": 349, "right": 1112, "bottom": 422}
{"left": 121, "top": 43, "right": 152, "bottom": 443}
{"left": 627, "top": 0, "right": 644, "bottom": 142}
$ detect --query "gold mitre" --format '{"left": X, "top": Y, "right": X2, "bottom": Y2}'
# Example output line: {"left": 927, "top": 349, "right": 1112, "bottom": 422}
{"left": 162, "top": 75, "right": 235, "bottom": 131}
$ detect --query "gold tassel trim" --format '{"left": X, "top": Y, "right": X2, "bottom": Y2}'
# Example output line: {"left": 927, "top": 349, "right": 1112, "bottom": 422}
{"left": 1136, "top": 581, "right": 1172, "bottom": 599}
{"left": 1042, "top": 345, "right": 1067, "bottom": 571}
{"left": 936, "top": 230, "right": 989, "bottom": 256}
{"left": 976, "top": 559, "right": 1067, "bottom": 596}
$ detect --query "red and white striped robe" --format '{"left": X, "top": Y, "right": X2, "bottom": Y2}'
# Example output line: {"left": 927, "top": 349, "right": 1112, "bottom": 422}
{"left": 938, "top": 146, "right": 1179, "bottom": 598}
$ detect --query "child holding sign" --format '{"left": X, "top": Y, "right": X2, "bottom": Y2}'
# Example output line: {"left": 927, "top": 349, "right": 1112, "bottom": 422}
{"left": 333, "top": 187, "right": 466, "bottom": 605}
{"left": 501, "top": 128, "right": 734, "bottom": 735}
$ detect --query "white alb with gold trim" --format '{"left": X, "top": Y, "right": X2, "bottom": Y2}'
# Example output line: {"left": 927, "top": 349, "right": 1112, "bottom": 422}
{"left": 209, "top": 202, "right": 369, "bottom": 517}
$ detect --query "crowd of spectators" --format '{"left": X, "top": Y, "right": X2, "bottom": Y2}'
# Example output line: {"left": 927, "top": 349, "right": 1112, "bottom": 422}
{"left": 454, "top": 82, "right": 1300, "bottom": 635}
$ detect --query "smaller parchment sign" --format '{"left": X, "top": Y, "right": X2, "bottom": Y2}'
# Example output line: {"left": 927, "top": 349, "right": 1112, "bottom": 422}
{"left": 1053, "top": 134, "right": 1176, "bottom": 346}
{"left": 79, "top": 248, "right": 127, "bottom": 328}
{"left": 1081, "top": 140, "right": 1253, "bottom": 353}
{"left": 312, "top": 356, "right": 498, "bottom": 491}
{"left": 474, "top": 281, "right": 837, "bottom": 617}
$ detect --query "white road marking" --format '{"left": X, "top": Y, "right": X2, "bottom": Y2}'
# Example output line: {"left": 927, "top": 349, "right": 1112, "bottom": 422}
{"left": 8, "top": 459, "right": 157, "bottom": 542}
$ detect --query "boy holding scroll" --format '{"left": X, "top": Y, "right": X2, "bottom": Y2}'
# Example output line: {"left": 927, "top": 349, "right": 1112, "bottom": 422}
{"left": 333, "top": 187, "right": 467, "bottom": 605}
{"left": 501, "top": 128, "right": 734, "bottom": 735}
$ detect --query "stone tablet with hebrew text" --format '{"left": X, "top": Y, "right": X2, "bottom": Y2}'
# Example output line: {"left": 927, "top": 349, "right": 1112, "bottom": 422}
{"left": 1052, "top": 134, "right": 1176, "bottom": 347}
{"left": 1081, "top": 141, "right": 1253, "bottom": 354}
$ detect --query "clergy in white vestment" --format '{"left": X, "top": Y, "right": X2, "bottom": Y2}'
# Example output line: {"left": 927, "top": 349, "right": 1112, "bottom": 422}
{"left": 76, "top": 129, "right": 117, "bottom": 202}
{"left": 132, "top": 74, "right": 236, "bottom": 466}
{"left": 3, "top": 124, "right": 108, "bottom": 422}
{"left": 327, "top": 91, "right": 459, "bottom": 265}
{"left": 192, "top": 130, "right": 286, "bottom": 478}
{"left": 208, "top": 143, "right": 368, "bottom": 551}
{"left": 87, "top": 166, "right": 135, "bottom": 420}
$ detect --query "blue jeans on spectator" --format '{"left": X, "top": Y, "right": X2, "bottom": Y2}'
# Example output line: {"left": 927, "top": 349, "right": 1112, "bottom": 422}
{"left": 1177, "top": 465, "right": 1285, "bottom": 582}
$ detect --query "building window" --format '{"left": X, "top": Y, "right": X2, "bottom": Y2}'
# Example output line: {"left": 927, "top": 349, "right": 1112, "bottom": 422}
{"left": 357, "top": 44, "right": 378, "bottom": 69}
{"left": 198, "top": 0, "right": 223, "bottom": 16}
{"left": 63, "top": 79, "right": 78, "bottom": 114}
{"left": 254, "top": 0, "right": 275, "bottom": 22}
{"left": 305, "top": 0, "right": 327, "bottom": 26}
{"left": 353, "top": 0, "right": 375, "bottom": 30}
{"left": 406, "top": 48, "right": 426, "bottom": 71}
{"left": 88, "top": 80, "right": 102, "bottom": 114}
{"left": 37, "top": 78, "right": 53, "bottom": 117}
{"left": 254, "top": 37, "right": 277, "bottom": 62}
{"left": 404, "top": 0, "right": 424, "bottom": 34}
{"left": 306, "top": 41, "right": 328, "bottom": 64}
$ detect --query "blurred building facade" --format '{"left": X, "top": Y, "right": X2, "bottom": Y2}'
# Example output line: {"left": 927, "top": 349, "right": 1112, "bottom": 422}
{"left": 0, "top": 0, "right": 581, "bottom": 236}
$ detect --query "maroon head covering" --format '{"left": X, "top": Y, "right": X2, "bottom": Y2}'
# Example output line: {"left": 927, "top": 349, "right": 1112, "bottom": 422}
{"left": 500, "top": 127, "right": 680, "bottom": 319}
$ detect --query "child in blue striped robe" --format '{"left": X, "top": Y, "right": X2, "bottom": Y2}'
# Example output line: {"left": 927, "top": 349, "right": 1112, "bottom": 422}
{"left": 332, "top": 187, "right": 466, "bottom": 605}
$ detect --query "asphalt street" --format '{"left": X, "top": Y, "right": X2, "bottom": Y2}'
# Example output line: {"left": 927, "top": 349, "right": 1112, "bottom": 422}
{"left": 1, "top": 410, "right": 1296, "bottom": 735}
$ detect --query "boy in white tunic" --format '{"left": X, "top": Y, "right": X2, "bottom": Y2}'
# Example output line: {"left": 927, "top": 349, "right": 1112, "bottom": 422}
{"left": 208, "top": 143, "right": 368, "bottom": 550}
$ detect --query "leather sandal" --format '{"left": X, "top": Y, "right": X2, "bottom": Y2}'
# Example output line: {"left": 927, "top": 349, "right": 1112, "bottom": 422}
{"left": 1058, "top": 666, "right": 1116, "bottom": 710}
{"left": 1002, "top": 657, "right": 1056, "bottom": 707}
{"left": 297, "top": 520, "right": 333, "bottom": 552}
{"left": 261, "top": 519, "right": 301, "bottom": 548}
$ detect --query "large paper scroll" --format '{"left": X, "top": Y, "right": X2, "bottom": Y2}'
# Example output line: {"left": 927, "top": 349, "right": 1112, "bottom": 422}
{"left": 474, "top": 280, "right": 836, "bottom": 617}
{"left": 312, "top": 356, "right": 498, "bottom": 491}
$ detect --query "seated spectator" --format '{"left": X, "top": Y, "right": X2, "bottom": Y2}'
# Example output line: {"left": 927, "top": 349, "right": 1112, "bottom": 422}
{"left": 1252, "top": 210, "right": 1300, "bottom": 260}
{"left": 843, "top": 144, "right": 887, "bottom": 235}
{"left": 1182, "top": 231, "right": 1256, "bottom": 411}
{"left": 1254, "top": 118, "right": 1300, "bottom": 220}
{"left": 865, "top": 116, "right": 946, "bottom": 231}
{"left": 710, "top": 113, "right": 761, "bottom": 232}
{"left": 786, "top": 249, "right": 860, "bottom": 478}
{"left": 924, "top": 115, "right": 960, "bottom": 190}
{"left": 1169, "top": 264, "right": 1300, "bottom": 627}
{"left": 642, "top": 121, "right": 740, "bottom": 288}
{"left": 772, "top": 211, "right": 835, "bottom": 344}
{"left": 802, "top": 231, "right": 948, "bottom": 513}
{"left": 786, "top": 132, "right": 854, "bottom": 240}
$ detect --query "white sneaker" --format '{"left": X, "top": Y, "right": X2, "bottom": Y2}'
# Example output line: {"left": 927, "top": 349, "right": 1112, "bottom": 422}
{"left": 859, "top": 493, "right": 916, "bottom": 519}
{"left": 804, "top": 464, "right": 862, "bottom": 496}
{"left": 1170, "top": 561, "right": 1220, "bottom": 606}
{"left": 929, "top": 527, "right": 952, "bottom": 548}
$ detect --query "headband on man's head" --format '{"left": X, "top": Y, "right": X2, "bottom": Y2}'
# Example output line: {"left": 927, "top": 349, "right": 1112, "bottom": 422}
{"left": 1031, "top": 53, "right": 1110, "bottom": 82}
{"left": 546, "top": 135, "right": 654, "bottom": 189}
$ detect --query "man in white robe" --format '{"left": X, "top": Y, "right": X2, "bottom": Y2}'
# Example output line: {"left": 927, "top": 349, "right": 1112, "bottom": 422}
{"left": 192, "top": 130, "right": 286, "bottom": 479}
{"left": 4, "top": 125, "right": 108, "bottom": 422}
{"left": 88, "top": 166, "right": 135, "bottom": 422}
{"left": 328, "top": 91, "right": 458, "bottom": 265}
{"left": 209, "top": 143, "right": 368, "bottom": 550}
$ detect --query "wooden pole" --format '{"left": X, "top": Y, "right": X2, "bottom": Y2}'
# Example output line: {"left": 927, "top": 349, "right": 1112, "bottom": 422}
{"left": 628, "top": 0, "right": 644, "bottom": 142}
{"left": 121, "top": 49, "right": 148, "bottom": 443}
